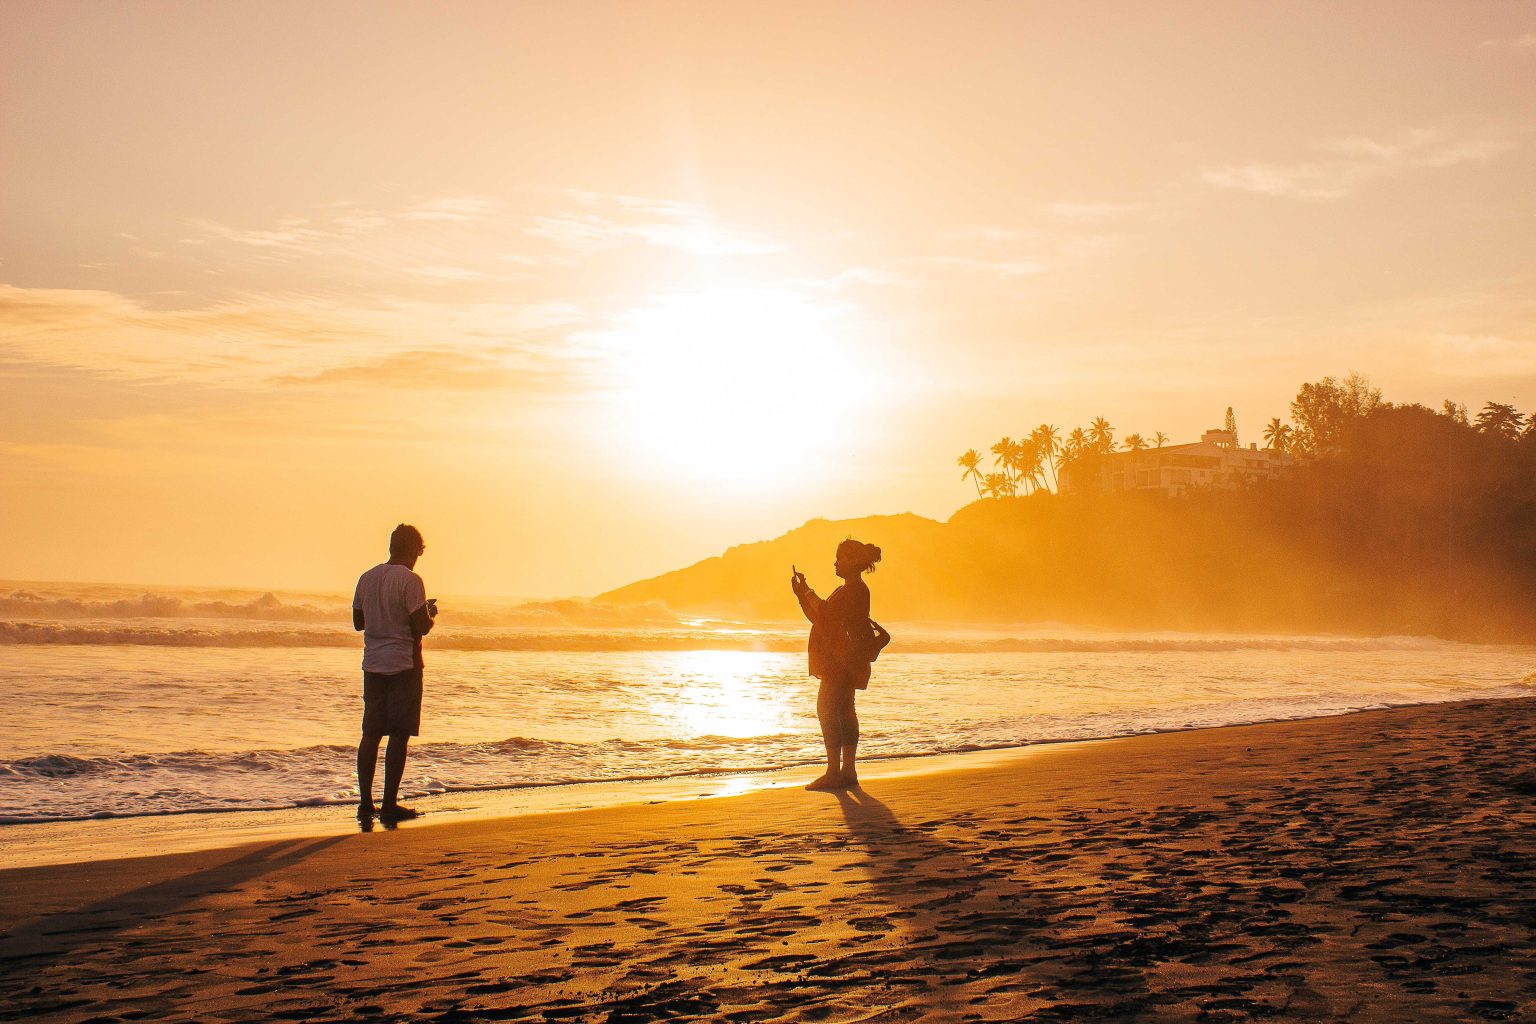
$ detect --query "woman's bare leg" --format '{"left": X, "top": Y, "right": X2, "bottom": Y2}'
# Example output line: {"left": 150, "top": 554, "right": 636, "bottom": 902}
{"left": 839, "top": 744, "right": 859, "bottom": 787}
{"left": 807, "top": 682, "right": 843, "bottom": 790}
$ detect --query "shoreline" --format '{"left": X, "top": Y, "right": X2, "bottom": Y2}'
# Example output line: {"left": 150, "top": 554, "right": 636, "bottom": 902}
{"left": 2, "top": 695, "right": 1516, "bottom": 871}
{"left": 3, "top": 697, "right": 1535, "bottom": 1021}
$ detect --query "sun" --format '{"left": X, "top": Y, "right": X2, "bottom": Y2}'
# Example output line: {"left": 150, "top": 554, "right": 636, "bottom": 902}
{"left": 592, "top": 286, "right": 870, "bottom": 489}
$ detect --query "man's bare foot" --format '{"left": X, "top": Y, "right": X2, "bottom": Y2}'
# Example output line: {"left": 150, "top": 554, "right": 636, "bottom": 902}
{"left": 356, "top": 801, "right": 376, "bottom": 820}
{"left": 805, "top": 773, "right": 840, "bottom": 791}
{"left": 840, "top": 773, "right": 860, "bottom": 789}
{"left": 379, "top": 803, "right": 422, "bottom": 821}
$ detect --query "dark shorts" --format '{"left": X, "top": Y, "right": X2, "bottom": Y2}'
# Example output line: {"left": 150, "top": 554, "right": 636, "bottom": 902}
{"left": 362, "top": 667, "right": 423, "bottom": 738}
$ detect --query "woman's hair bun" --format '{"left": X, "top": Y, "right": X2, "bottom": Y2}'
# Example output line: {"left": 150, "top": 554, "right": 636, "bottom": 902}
{"left": 839, "top": 537, "right": 882, "bottom": 573}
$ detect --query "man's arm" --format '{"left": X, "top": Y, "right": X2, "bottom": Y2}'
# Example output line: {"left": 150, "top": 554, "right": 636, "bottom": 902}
{"left": 353, "top": 608, "right": 365, "bottom": 632}
{"left": 409, "top": 604, "right": 434, "bottom": 637}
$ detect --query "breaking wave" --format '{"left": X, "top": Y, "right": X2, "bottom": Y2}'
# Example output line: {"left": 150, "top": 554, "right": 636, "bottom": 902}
{"left": 0, "top": 617, "right": 1464, "bottom": 654}
{"left": 0, "top": 586, "right": 683, "bottom": 629}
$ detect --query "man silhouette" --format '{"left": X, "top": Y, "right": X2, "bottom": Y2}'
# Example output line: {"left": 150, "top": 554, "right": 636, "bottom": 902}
{"left": 352, "top": 523, "right": 436, "bottom": 822}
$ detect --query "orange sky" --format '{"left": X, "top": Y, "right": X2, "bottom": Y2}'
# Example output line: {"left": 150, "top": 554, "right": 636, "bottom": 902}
{"left": 2, "top": 2, "right": 1534, "bottom": 597}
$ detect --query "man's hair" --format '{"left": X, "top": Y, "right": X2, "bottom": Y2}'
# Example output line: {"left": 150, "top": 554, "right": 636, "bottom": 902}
{"left": 389, "top": 523, "right": 425, "bottom": 558}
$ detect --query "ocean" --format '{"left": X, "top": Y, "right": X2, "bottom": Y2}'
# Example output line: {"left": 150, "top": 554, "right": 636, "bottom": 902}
{"left": 3, "top": 580, "right": 1532, "bottom": 825}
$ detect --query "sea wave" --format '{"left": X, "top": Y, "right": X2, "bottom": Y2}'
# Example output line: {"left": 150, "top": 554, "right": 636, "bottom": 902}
{"left": 0, "top": 618, "right": 1461, "bottom": 654}
{"left": 3, "top": 692, "right": 1525, "bottom": 825}
{"left": 0, "top": 587, "right": 684, "bottom": 629}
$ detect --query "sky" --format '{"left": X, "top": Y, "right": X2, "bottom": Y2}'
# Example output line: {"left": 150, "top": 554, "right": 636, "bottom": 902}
{"left": 2, "top": 1, "right": 1534, "bottom": 597}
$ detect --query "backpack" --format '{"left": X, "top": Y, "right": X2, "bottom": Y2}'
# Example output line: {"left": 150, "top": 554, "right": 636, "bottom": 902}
{"left": 864, "top": 619, "right": 892, "bottom": 663}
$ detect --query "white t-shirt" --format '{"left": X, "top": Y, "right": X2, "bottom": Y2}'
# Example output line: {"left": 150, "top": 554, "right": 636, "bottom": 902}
{"left": 353, "top": 563, "right": 427, "bottom": 674}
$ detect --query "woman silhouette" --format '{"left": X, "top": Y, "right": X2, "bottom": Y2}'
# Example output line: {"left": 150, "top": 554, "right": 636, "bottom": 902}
{"left": 791, "top": 538, "right": 883, "bottom": 791}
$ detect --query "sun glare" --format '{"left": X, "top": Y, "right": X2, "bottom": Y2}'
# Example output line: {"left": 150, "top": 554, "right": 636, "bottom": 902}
{"left": 594, "top": 287, "right": 868, "bottom": 488}
{"left": 652, "top": 650, "right": 794, "bottom": 739}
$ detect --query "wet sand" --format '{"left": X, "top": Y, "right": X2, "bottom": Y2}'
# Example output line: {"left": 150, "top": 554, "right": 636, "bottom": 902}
{"left": 3, "top": 698, "right": 1535, "bottom": 1022}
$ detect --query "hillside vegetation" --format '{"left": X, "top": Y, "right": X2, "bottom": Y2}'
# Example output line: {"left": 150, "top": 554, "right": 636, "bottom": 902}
{"left": 599, "top": 389, "right": 1536, "bottom": 642}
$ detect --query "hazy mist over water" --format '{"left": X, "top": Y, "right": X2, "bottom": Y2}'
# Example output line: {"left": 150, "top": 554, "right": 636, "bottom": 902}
{"left": 3, "top": 582, "right": 1532, "bottom": 825}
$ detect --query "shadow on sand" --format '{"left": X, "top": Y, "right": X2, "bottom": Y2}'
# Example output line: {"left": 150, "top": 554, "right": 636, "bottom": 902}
{"left": 0, "top": 835, "right": 350, "bottom": 985}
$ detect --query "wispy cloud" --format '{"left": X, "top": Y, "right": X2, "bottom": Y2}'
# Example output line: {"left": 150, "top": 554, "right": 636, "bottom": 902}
{"left": 1478, "top": 33, "right": 1536, "bottom": 50}
{"left": 274, "top": 348, "right": 559, "bottom": 391}
{"left": 402, "top": 196, "right": 499, "bottom": 222}
{"left": 186, "top": 195, "right": 503, "bottom": 262}
{"left": 1201, "top": 126, "right": 1518, "bottom": 201}
{"left": 526, "top": 190, "right": 785, "bottom": 256}
{"left": 0, "top": 284, "right": 586, "bottom": 389}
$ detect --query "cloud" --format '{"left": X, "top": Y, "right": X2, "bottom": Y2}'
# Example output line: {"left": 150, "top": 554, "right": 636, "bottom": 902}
{"left": 185, "top": 195, "right": 504, "bottom": 263}
{"left": 526, "top": 190, "right": 785, "bottom": 256}
{"left": 1201, "top": 125, "right": 1518, "bottom": 201}
{"left": 273, "top": 348, "right": 557, "bottom": 391}
{"left": 0, "top": 284, "right": 587, "bottom": 389}
{"left": 402, "top": 196, "right": 499, "bottom": 222}
{"left": 191, "top": 219, "right": 334, "bottom": 255}
{"left": 1478, "top": 33, "right": 1536, "bottom": 50}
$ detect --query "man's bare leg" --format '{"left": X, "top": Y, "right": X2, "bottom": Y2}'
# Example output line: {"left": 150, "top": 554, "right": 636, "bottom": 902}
{"left": 356, "top": 735, "right": 381, "bottom": 817}
{"left": 379, "top": 735, "right": 420, "bottom": 819}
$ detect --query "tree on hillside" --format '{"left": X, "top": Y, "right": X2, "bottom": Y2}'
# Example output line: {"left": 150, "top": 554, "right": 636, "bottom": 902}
{"left": 1442, "top": 400, "right": 1469, "bottom": 425}
{"left": 1475, "top": 402, "right": 1526, "bottom": 441}
{"left": 1122, "top": 433, "right": 1148, "bottom": 451}
{"left": 957, "top": 449, "right": 983, "bottom": 496}
{"left": 1031, "top": 424, "right": 1062, "bottom": 491}
{"left": 1014, "top": 437, "right": 1046, "bottom": 494}
{"left": 981, "top": 472, "right": 1012, "bottom": 499}
{"left": 1089, "top": 417, "right": 1115, "bottom": 453}
{"left": 1153, "top": 431, "right": 1169, "bottom": 448}
{"left": 1262, "top": 418, "right": 1292, "bottom": 454}
{"left": 991, "top": 438, "right": 1016, "bottom": 489}
{"left": 1290, "top": 372, "right": 1382, "bottom": 456}
{"left": 1064, "top": 426, "right": 1089, "bottom": 460}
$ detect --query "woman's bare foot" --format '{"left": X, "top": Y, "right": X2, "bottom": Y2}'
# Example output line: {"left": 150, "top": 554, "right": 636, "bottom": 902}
{"left": 805, "top": 773, "right": 840, "bottom": 791}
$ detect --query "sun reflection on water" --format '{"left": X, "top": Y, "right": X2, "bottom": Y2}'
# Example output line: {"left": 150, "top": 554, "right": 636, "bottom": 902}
{"left": 654, "top": 650, "right": 795, "bottom": 739}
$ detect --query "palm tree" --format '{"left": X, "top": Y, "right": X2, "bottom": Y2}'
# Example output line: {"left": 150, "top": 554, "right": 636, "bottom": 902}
{"left": 1069, "top": 423, "right": 1093, "bottom": 460}
{"left": 1475, "top": 402, "right": 1525, "bottom": 441}
{"left": 1153, "top": 431, "right": 1169, "bottom": 449}
{"left": 982, "top": 472, "right": 1012, "bottom": 499}
{"left": 991, "top": 437, "right": 1015, "bottom": 486}
{"left": 1122, "top": 433, "right": 1147, "bottom": 452}
{"left": 1032, "top": 424, "right": 1062, "bottom": 491}
{"left": 1016, "top": 437, "right": 1045, "bottom": 494}
{"left": 1089, "top": 417, "right": 1114, "bottom": 453}
{"left": 957, "top": 449, "right": 983, "bottom": 496}
{"left": 1262, "top": 418, "right": 1292, "bottom": 454}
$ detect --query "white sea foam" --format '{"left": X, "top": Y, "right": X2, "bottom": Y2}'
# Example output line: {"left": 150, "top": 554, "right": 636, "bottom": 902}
{"left": 1, "top": 632, "right": 1531, "bottom": 824}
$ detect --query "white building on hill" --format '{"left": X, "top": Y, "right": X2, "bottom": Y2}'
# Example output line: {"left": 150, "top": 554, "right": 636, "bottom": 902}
{"left": 1061, "top": 427, "right": 1294, "bottom": 497}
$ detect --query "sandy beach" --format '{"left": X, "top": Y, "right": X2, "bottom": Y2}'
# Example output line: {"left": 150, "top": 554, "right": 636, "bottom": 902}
{"left": 4, "top": 698, "right": 1535, "bottom": 1023}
